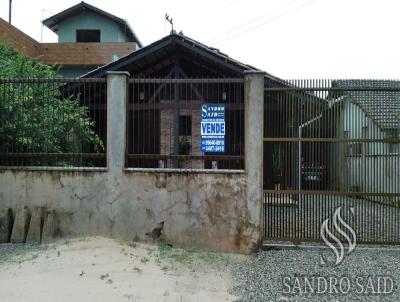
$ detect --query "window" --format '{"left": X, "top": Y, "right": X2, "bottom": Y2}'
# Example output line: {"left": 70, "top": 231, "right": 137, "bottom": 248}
{"left": 76, "top": 30, "right": 100, "bottom": 42}
{"left": 178, "top": 116, "right": 192, "bottom": 136}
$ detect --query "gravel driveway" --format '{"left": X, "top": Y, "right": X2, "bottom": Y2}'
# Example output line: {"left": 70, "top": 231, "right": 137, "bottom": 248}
{"left": 265, "top": 194, "right": 400, "bottom": 243}
{"left": 231, "top": 246, "right": 400, "bottom": 302}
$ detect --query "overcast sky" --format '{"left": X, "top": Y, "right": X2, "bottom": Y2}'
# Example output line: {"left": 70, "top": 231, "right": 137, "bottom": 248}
{"left": 1, "top": 0, "right": 400, "bottom": 79}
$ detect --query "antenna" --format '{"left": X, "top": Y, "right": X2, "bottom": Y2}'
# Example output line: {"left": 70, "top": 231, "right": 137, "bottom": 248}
{"left": 165, "top": 13, "right": 174, "bottom": 33}
{"left": 41, "top": 9, "right": 54, "bottom": 42}
{"left": 8, "top": 0, "right": 12, "bottom": 24}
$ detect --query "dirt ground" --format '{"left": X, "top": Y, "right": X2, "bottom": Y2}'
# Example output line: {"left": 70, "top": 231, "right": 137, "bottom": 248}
{"left": 0, "top": 237, "right": 239, "bottom": 302}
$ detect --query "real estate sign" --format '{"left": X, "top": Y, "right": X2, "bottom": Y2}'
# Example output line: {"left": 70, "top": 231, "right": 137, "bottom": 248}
{"left": 200, "top": 104, "right": 225, "bottom": 152}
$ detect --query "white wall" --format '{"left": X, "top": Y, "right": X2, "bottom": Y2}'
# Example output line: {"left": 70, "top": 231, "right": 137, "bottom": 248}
{"left": 335, "top": 98, "right": 400, "bottom": 201}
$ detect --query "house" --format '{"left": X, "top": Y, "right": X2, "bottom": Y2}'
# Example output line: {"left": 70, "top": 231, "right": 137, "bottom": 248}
{"left": 83, "top": 32, "right": 283, "bottom": 169}
{"left": 327, "top": 80, "right": 400, "bottom": 205}
{"left": 0, "top": 1, "right": 141, "bottom": 77}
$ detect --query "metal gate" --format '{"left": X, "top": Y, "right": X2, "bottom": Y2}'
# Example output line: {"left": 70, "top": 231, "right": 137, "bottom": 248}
{"left": 263, "top": 79, "right": 400, "bottom": 244}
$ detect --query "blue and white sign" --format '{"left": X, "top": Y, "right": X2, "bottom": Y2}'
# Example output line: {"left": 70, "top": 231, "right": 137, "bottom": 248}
{"left": 200, "top": 104, "right": 225, "bottom": 152}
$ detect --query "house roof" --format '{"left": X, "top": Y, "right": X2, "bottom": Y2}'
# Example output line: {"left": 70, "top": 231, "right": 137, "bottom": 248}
{"left": 0, "top": 17, "right": 40, "bottom": 58}
{"left": 333, "top": 79, "right": 400, "bottom": 130}
{"left": 83, "top": 32, "right": 283, "bottom": 82}
{"left": 42, "top": 1, "right": 142, "bottom": 47}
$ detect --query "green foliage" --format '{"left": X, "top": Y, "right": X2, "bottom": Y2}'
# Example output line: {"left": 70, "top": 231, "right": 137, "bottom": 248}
{"left": 159, "top": 233, "right": 173, "bottom": 255}
{"left": 178, "top": 137, "right": 191, "bottom": 168}
{"left": 0, "top": 41, "right": 58, "bottom": 78}
{"left": 117, "top": 237, "right": 137, "bottom": 248}
{"left": 156, "top": 241, "right": 232, "bottom": 272}
{"left": 178, "top": 137, "right": 191, "bottom": 155}
{"left": 0, "top": 41, "right": 103, "bottom": 161}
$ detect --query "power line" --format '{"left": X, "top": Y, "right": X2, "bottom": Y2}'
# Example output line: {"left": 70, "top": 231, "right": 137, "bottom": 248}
{"left": 212, "top": 0, "right": 317, "bottom": 45}
{"left": 207, "top": 0, "right": 301, "bottom": 43}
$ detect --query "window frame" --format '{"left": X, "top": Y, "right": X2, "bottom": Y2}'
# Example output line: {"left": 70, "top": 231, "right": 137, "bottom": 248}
{"left": 76, "top": 29, "right": 101, "bottom": 43}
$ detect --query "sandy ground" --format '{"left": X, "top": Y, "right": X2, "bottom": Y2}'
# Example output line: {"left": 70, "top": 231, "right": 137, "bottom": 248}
{"left": 0, "top": 237, "right": 237, "bottom": 302}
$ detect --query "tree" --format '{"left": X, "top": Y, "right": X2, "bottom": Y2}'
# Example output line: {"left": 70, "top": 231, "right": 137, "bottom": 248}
{"left": 0, "top": 41, "right": 103, "bottom": 165}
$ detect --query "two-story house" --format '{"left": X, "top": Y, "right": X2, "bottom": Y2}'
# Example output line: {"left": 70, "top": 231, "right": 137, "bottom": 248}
{"left": 0, "top": 1, "right": 142, "bottom": 77}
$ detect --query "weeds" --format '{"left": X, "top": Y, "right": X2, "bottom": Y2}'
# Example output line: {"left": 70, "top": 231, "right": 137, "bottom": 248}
{"left": 140, "top": 256, "right": 149, "bottom": 264}
{"left": 156, "top": 233, "right": 231, "bottom": 269}
{"left": 117, "top": 238, "right": 137, "bottom": 248}
{"left": 133, "top": 266, "right": 142, "bottom": 273}
{"left": 158, "top": 233, "right": 173, "bottom": 255}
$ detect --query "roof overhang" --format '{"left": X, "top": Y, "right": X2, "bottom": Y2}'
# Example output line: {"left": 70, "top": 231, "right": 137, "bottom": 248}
{"left": 82, "top": 33, "right": 283, "bottom": 83}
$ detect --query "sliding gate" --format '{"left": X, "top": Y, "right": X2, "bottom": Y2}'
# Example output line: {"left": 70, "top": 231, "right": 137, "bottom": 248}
{"left": 263, "top": 79, "right": 400, "bottom": 244}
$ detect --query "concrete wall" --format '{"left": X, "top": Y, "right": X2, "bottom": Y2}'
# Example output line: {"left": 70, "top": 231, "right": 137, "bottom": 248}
{"left": 57, "top": 11, "right": 130, "bottom": 43}
{"left": 0, "top": 72, "right": 265, "bottom": 253}
{"left": 0, "top": 170, "right": 252, "bottom": 252}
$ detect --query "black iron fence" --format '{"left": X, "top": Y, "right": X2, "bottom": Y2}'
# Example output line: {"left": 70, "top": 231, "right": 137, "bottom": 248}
{"left": 126, "top": 78, "right": 244, "bottom": 170}
{"left": 264, "top": 79, "right": 400, "bottom": 244}
{"left": 0, "top": 78, "right": 107, "bottom": 167}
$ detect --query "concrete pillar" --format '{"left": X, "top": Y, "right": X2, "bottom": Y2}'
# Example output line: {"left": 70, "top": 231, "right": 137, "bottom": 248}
{"left": 107, "top": 72, "right": 130, "bottom": 174}
{"left": 244, "top": 71, "right": 265, "bottom": 249}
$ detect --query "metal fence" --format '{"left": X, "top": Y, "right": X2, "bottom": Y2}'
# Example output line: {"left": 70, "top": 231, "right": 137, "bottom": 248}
{"left": 126, "top": 78, "right": 244, "bottom": 170}
{"left": 263, "top": 79, "right": 400, "bottom": 244}
{"left": 0, "top": 78, "right": 107, "bottom": 167}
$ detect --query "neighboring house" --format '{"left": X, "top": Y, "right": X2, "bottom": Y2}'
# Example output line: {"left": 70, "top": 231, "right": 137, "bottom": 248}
{"left": 328, "top": 80, "right": 400, "bottom": 205}
{"left": 0, "top": 1, "right": 141, "bottom": 77}
{"left": 282, "top": 79, "right": 400, "bottom": 204}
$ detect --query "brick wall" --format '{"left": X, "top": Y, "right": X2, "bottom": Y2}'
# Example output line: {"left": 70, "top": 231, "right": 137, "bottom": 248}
{"left": 160, "top": 100, "right": 203, "bottom": 169}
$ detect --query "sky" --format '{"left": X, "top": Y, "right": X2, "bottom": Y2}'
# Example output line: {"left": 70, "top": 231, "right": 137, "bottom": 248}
{"left": 1, "top": 0, "right": 400, "bottom": 79}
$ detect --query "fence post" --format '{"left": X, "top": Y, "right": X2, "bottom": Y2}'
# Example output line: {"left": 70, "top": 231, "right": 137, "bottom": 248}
{"left": 244, "top": 70, "right": 265, "bottom": 248}
{"left": 106, "top": 71, "right": 129, "bottom": 174}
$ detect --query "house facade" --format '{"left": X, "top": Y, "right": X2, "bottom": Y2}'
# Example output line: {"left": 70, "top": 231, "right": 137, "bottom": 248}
{"left": 329, "top": 80, "right": 400, "bottom": 205}
{"left": 0, "top": 1, "right": 141, "bottom": 77}
{"left": 83, "top": 32, "right": 282, "bottom": 170}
